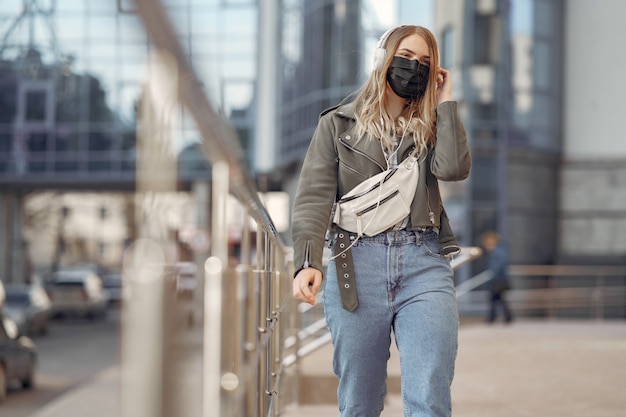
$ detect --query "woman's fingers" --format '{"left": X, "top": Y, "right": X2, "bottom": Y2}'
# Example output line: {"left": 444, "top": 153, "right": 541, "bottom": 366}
{"left": 293, "top": 268, "right": 322, "bottom": 305}
{"left": 436, "top": 67, "right": 452, "bottom": 104}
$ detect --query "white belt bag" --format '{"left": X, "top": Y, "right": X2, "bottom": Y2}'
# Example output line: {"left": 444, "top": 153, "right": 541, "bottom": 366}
{"left": 332, "top": 154, "right": 420, "bottom": 237}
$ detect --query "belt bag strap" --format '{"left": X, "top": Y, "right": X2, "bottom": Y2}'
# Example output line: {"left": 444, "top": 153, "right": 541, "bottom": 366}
{"left": 333, "top": 229, "right": 359, "bottom": 311}
{"left": 333, "top": 154, "right": 419, "bottom": 237}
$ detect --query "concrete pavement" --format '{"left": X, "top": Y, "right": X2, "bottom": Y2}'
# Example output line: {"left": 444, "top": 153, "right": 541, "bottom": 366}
{"left": 285, "top": 320, "right": 626, "bottom": 417}
{"left": 450, "top": 320, "right": 626, "bottom": 417}
{"left": 27, "top": 320, "right": 626, "bottom": 417}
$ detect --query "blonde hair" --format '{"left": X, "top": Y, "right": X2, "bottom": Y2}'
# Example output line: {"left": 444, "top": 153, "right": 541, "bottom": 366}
{"left": 353, "top": 26, "right": 440, "bottom": 156}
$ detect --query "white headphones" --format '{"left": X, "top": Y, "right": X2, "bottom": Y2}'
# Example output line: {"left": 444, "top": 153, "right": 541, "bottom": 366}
{"left": 372, "top": 25, "right": 407, "bottom": 72}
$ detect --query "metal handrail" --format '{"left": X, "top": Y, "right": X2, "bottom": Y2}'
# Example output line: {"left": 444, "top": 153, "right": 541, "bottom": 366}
{"left": 457, "top": 264, "right": 626, "bottom": 319}
{"left": 125, "top": 2, "right": 295, "bottom": 417}
{"left": 509, "top": 264, "right": 626, "bottom": 276}
{"left": 455, "top": 270, "right": 492, "bottom": 299}
{"left": 131, "top": 0, "right": 282, "bottom": 245}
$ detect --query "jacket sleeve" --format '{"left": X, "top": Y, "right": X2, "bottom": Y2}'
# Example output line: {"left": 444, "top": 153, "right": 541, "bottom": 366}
{"left": 430, "top": 101, "right": 472, "bottom": 181}
{"left": 291, "top": 113, "right": 339, "bottom": 277}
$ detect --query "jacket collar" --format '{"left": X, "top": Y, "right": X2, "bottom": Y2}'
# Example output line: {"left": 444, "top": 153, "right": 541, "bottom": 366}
{"left": 335, "top": 102, "right": 356, "bottom": 120}
{"left": 333, "top": 102, "right": 418, "bottom": 170}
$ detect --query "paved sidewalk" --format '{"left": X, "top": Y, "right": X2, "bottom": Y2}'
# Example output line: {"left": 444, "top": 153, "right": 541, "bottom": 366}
{"left": 451, "top": 320, "right": 626, "bottom": 417}
{"left": 27, "top": 367, "right": 120, "bottom": 417}
{"left": 285, "top": 320, "right": 626, "bottom": 417}
{"left": 28, "top": 320, "right": 626, "bottom": 417}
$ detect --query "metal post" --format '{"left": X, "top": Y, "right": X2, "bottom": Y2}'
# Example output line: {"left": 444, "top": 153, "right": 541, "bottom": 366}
{"left": 211, "top": 161, "right": 229, "bottom": 264}
{"left": 548, "top": 275, "right": 556, "bottom": 319}
{"left": 256, "top": 227, "right": 271, "bottom": 415}
{"left": 245, "top": 259, "right": 260, "bottom": 417}
{"left": 237, "top": 206, "right": 252, "bottom": 415}
{"left": 235, "top": 263, "right": 249, "bottom": 414}
{"left": 204, "top": 256, "right": 224, "bottom": 417}
{"left": 266, "top": 243, "right": 277, "bottom": 405}
{"left": 594, "top": 275, "right": 605, "bottom": 320}
{"left": 270, "top": 255, "right": 282, "bottom": 412}
{"left": 121, "top": 49, "right": 178, "bottom": 417}
{"left": 264, "top": 234, "right": 273, "bottom": 412}
{"left": 121, "top": 240, "right": 167, "bottom": 417}
{"left": 203, "top": 160, "right": 229, "bottom": 417}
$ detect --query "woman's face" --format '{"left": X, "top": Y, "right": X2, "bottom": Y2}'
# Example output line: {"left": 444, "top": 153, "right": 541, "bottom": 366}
{"left": 394, "top": 33, "right": 430, "bottom": 67}
{"left": 384, "top": 32, "right": 432, "bottom": 101}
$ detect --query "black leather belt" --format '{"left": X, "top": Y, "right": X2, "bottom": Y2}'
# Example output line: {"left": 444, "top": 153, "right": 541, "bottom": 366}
{"left": 333, "top": 228, "right": 359, "bottom": 312}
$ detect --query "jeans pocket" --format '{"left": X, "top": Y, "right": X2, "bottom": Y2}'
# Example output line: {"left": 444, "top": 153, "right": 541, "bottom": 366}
{"left": 420, "top": 235, "right": 445, "bottom": 259}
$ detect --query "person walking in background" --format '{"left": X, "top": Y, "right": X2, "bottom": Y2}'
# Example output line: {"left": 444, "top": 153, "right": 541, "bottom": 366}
{"left": 291, "top": 25, "right": 471, "bottom": 417}
{"left": 481, "top": 231, "right": 514, "bottom": 324}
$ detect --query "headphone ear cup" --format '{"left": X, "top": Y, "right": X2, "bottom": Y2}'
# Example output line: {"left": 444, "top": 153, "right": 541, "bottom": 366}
{"left": 372, "top": 47, "right": 386, "bottom": 72}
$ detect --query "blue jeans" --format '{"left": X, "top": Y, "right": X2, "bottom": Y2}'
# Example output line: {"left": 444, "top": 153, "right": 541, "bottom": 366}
{"left": 323, "top": 230, "right": 458, "bottom": 417}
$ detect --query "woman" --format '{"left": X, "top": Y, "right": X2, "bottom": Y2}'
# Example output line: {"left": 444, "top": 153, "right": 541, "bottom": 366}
{"left": 291, "top": 25, "right": 471, "bottom": 416}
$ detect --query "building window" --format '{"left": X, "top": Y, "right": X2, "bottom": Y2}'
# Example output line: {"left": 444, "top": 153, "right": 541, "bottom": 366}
{"left": 473, "top": 103, "right": 497, "bottom": 122}
{"left": 471, "top": 155, "right": 498, "bottom": 202}
{"left": 441, "top": 26, "right": 454, "bottom": 69}
{"left": 473, "top": 13, "right": 498, "bottom": 65}
{"left": 26, "top": 90, "right": 47, "bottom": 121}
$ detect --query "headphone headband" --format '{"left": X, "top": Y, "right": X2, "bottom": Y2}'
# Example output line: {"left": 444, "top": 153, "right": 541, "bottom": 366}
{"left": 376, "top": 26, "right": 398, "bottom": 49}
{"left": 372, "top": 25, "right": 407, "bottom": 72}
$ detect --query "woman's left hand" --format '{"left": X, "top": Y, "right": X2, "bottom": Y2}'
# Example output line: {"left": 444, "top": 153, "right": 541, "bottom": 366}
{"left": 436, "top": 67, "right": 452, "bottom": 106}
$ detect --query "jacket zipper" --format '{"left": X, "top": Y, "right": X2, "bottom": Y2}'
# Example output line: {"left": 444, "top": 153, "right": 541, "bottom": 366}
{"left": 402, "top": 145, "right": 417, "bottom": 161}
{"left": 339, "top": 139, "right": 386, "bottom": 171}
{"left": 425, "top": 183, "right": 435, "bottom": 224}
{"left": 339, "top": 160, "right": 367, "bottom": 180}
{"left": 303, "top": 240, "right": 311, "bottom": 268}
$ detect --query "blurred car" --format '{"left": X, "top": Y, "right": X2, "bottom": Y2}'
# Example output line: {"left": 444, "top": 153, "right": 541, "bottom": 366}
{"left": 174, "top": 262, "right": 198, "bottom": 328}
{"left": 101, "top": 272, "right": 124, "bottom": 307}
{"left": 47, "top": 269, "right": 109, "bottom": 320}
{"left": 175, "top": 262, "right": 197, "bottom": 300}
{"left": 63, "top": 263, "right": 111, "bottom": 277}
{"left": 3, "top": 285, "right": 51, "bottom": 336}
{"left": 0, "top": 313, "right": 37, "bottom": 403}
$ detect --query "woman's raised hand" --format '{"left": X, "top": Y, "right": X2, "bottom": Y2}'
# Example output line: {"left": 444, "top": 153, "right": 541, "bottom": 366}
{"left": 436, "top": 67, "right": 452, "bottom": 106}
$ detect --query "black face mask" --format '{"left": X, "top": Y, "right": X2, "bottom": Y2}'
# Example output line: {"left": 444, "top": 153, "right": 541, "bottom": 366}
{"left": 386, "top": 56, "right": 430, "bottom": 99}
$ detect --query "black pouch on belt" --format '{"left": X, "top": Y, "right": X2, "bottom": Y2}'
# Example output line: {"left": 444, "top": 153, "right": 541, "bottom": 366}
{"left": 333, "top": 228, "right": 359, "bottom": 312}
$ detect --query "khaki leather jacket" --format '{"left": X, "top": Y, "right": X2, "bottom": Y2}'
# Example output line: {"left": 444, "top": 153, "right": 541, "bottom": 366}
{"left": 291, "top": 100, "right": 471, "bottom": 276}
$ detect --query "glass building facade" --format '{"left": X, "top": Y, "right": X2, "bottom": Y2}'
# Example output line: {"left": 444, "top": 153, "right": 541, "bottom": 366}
{"left": 0, "top": 0, "right": 261, "bottom": 278}
{"left": 279, "top": 0, "right": 397, "bottom": 170}
{"left": 0, "top": 0, "right": 390, "bottom": 185}
{"left": 0, "top": 0, "right": 258, "bottom": 186}
{"left": 0, "top": 0, "right": 388, "bottom": 277}
{"left": 435, "top": 0, "right": 564, "bottom": 264}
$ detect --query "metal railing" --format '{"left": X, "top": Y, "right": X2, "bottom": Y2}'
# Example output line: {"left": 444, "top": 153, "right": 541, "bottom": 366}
{"left": 457, "top": 265, "right": 626, "bottom": 319}
{"left": 122, "top": 1, "right": 296, "bottom": 417}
